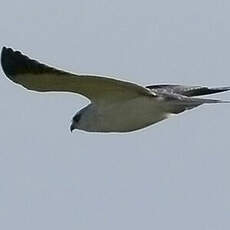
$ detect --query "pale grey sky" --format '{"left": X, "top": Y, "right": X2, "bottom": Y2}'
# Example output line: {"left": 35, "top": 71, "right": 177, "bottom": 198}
{"left": 1, "top": 0, "right": 230, "bottom": 229}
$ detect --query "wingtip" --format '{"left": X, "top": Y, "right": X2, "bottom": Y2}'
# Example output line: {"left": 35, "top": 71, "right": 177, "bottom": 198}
{"left": 1, "top": 47, "right": 66, "bottom": 84}
{"left": 1, "top": 47, "right": 36, "bottom": 81}
{"left": 1, "top": 46, "right": 14, "bottom": 57}
{"left": 1, "top": 46, "right": 7, "bottom": 53}
{"left": 1, "top": 46, "right": 8, "bottom": 57}
{"left": 1, "top": 46, "right": 19, "bottom": 79}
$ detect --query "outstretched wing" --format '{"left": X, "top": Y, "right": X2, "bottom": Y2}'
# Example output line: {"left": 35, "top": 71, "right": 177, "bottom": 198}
{"left": 1, "top": 47, "right": 153, "bottom": 103}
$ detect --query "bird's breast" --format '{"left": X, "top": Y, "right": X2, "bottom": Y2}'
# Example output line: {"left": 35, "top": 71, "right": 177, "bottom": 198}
{"left": 86, "top": 96, "right": 168, "bottom": 132}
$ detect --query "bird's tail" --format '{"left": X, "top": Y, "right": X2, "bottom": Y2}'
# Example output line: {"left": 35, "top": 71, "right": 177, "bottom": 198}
{"left": 161, "top": 94, "right": 229, "bottom": 114}
{"left": 196, "top": 98, "right": 230, "bottom": 104}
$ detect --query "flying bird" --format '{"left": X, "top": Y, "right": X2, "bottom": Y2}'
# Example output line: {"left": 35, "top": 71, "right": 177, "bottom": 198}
{"left": 1, "top": 47, "right": 229, "bottom": 133}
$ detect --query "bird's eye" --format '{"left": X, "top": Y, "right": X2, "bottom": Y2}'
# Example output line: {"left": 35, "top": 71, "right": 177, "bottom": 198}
{"left": 73, "top": 113, "right": 82, "bottom": 123}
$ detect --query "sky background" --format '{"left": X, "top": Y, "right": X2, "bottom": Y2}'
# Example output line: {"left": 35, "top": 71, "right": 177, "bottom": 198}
{"left": 1, "top": 0, "right": 230, "bottom": 229}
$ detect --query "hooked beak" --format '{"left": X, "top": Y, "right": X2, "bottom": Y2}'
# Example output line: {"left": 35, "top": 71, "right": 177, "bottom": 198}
{"left": 70, "top": 123, "right": 75, "bottom": 133}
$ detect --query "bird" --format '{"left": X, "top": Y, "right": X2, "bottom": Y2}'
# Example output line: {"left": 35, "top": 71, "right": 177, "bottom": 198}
{"left": 1, "top": 47, "right": 229, "bottom": 133}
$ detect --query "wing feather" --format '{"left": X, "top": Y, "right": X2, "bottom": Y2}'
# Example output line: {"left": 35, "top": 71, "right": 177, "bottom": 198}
{"left": 147, "top": 84, "right": 230, "bottom": 97}
{"left": 1, "top": 47, "right": 153, "bottom": 103}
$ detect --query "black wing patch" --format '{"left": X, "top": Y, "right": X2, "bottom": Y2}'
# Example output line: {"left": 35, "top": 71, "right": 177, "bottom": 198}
{"left": 1, "top": 47, "right": 64, "bottom": 82}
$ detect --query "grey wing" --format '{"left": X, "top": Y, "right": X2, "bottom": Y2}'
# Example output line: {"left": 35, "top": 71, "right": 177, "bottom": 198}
{"left": 146, "top": 84, "right": 230, "bottom": 97}
{"left": 1, "top": 47, "right": 153, "bottom": 104}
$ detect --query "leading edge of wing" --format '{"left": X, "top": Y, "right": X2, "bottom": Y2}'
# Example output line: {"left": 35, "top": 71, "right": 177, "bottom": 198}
{"left": 1, "top": 47, "right": 154, "bottom": 102}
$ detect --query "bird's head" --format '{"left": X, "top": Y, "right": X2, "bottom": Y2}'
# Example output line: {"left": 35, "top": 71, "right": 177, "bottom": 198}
{"left": 70, "top": 112, "right": 82, "bottom": 132}
{"left": 70, "top": 104, "right": 101, "bottom": 132}
{"left": 70, "top": 104, "right": 96, "bottom": 132}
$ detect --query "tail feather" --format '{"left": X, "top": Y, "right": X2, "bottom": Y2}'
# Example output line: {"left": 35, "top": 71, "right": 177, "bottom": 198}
{"left": 194, "top": 98, "right": 230, "bottom": 104}
{"left": 159, "top": 93, "right": 229, "bottom": 114}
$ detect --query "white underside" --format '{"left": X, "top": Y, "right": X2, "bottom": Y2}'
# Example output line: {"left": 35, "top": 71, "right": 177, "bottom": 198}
{"left": 79, "top": 96, "right": 171, "bottom": 132}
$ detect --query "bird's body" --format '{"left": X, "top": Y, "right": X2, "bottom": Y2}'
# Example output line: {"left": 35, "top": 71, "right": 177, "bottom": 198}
{"left": 76, "top": 97, "right": 167, "bottom": 132}
{"left": 1, "top": 47, "right": 229, "bottom": 133}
